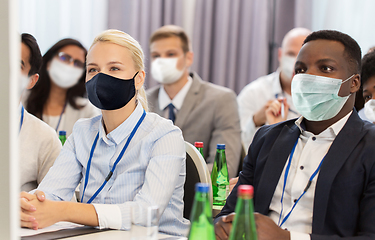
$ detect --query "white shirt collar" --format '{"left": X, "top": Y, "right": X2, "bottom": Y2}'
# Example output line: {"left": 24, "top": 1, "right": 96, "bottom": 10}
{"left": 295, "top": 110, "right": 353, "bottom": 136}
{"left": 158, "top": 76, "right": 193, "bottom": 111}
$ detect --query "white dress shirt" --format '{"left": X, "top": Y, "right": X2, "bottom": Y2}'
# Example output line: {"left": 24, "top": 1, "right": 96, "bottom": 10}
{"left": 35, "top": 103, "right": 190, "bottom": 237}
{"left": 19, "top": 106, "right": 62, "bottom": 192}
{"left": 42, "top": 97, "right": 100, "bottom": 137}
{"left": 269, "top": 111, "right": 352, "bottom": 240}
{"left": 158, "top": 76, "right": 193, "bottom": 119}
{"left": 237, "top": 71, "right": 299, "bottom": 150}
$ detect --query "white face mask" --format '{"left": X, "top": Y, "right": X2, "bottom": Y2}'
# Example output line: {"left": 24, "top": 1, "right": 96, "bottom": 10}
{"left": 48, "top": 58, "right": 84, "bottom": 89}
{"left": 151, "top": 57, "right": 184, "bottom": 84}
{"left": 292, "top": 73, "right": 353, "bottom": 121}
{"left": 281, "top": 55, "right": 296, "bottom": 80}
{"left": 19, "top": 73, "right": 30, "bottom": 97}
{"left": 364, "top": 99, "right": 375, "bottom": 123}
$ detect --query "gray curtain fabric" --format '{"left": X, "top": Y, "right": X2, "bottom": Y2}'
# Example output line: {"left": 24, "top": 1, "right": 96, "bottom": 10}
{"left": 108, "top": 0, "right": 184, "bottom": 89}
{"left": 107, "top": 0, "right": 312, "bottom": 94}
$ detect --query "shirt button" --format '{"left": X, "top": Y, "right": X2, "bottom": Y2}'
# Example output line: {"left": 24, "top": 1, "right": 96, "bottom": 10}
{"left": 312, "top": 136, "right": 316, "bottom": 141}
{"left": 300, "top": 166, "right": 304, "bottom": 170}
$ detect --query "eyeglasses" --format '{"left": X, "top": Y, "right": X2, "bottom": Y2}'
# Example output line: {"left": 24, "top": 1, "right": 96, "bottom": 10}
{"left": 57, "top": 52, "right": 85, "bottom": 69}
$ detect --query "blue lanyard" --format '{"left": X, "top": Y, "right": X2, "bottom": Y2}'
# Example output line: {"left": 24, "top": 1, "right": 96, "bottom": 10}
{"left": 55, "top": 102, "right": 67, "bottom": 132}
{"left": 80, "top": 110, "right": 146, "bottom": 203}
{"left": 278, "top": 138, "right": 326, "bottom": 227}
{"left": 20, "top": 106, "right": 25, "bottom": 132}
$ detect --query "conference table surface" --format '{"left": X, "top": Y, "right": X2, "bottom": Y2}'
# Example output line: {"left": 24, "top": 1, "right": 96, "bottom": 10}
{"left": 20, "top": 222, "right": 187, "bottom": 240}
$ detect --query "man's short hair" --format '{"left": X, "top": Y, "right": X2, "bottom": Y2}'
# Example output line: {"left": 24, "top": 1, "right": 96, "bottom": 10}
{"left": 21, "top": 33, "right": 42, "bottom": 76}
{"left": 361, "top": 51, "right": 375, "bottom": 86}
{"left": 303, "top": 30, "right": 361, "bottom": 74}
{"left": 149, "top": 25, "right": 190, "bottom": 53}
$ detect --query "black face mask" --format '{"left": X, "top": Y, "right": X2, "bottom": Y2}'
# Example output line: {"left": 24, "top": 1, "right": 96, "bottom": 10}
{"left": 86, "top": 72, "right": 138, "bottom": 110}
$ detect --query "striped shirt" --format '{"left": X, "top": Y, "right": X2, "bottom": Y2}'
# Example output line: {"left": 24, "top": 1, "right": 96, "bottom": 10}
{"left": 36, "top": 103, "right": 190, "bottom": 236}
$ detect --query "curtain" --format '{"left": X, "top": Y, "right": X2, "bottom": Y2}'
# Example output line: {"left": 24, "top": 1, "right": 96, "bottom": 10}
{"left": 107, "top": 0, "right": 312, "bottom": 94}
{"left": 19, "top": 0, "right": 108, "bottom": 54}
{"left": 108, "top": 0, "right": 186, "bottom": 89}
{"left": 192, "top": 0, "right": 312, "bottom": 94}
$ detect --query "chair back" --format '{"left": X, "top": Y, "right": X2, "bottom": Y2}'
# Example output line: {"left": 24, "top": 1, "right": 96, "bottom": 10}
{"left": 184, "top": 141, "right": 212, "bottom": 219}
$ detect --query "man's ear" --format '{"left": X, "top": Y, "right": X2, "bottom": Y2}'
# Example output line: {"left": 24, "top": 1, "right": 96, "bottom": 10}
{"left": 350, "top": 73, "right": 361, "bottom": 93}
{"left": 27, "top": 73, "right": 39, "bottom": 89}
{"left": 278, "top": 48, "right": 282, "bottom": 63}
{"left": 185, "top": 51, "right": 194, "bottom": 68}
{"left": 134, "top": 70, "right": 145, "bottom": 90}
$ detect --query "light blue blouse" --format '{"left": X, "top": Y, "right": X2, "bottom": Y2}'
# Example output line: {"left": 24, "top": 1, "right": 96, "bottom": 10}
{"left": 36, "top": 103, "right": 190, "bottom": 236}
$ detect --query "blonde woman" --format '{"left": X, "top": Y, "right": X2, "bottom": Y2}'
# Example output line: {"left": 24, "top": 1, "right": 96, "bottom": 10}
{"left": 20, "top": 29, "right": 190, "bottom": 237}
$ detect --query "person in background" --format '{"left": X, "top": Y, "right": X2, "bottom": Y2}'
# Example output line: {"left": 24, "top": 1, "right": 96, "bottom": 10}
{"left": 20, "top": 29, "right": 190, "bottom": 237}
{"left": 238, "top": 28, "right": 311, "bottom": 150}
{"left": 20, "top": 33, "right": 61, "bottom": 192}
{"left": 215, "top": 30, "right": 375, "bottom": 240}
{"left": 358, "top": 51, "right": 375, "bottom": 123}
{"left": 147, "top": 25, "right": 242, "bottom": 179}
{"left": 24, "top": 38, "right": 100, "bottom": 136}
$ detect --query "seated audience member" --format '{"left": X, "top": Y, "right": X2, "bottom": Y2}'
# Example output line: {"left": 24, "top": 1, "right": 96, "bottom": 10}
{"left": 20, "top": 33, "right": 61, "bottom": 192}
{"left": 20, "top": 30, "right": 190, "bottom": 237}
{"left": 24, "top": 38, "right": 100, "bottom": 136}
{"left": 358, "top": 51, "right": 375, "bottom": 123}
{"left": 238, "top": 28, "right": 311, "bottom": 149}
{"left": 215, "top": 30, "right": 375, "bottom": 239}
{"left": 147, "top": 25, "right": 242, "bottom": 178}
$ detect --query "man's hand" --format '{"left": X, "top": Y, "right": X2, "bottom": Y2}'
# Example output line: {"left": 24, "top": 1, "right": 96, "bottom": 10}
{"left": 215, "top": 213, "right": 235, "bottom": 240}
{"left": 229, "top": 177, "right": 238, "bottom": 193}
{"left": 254, "top": 213, "right": 290, "bottom": 240}
{"left": 253, "top": 100, "right": 274, "bottom": 127}
{"left": 265, "top": 98, "right": 289, "bottom": 125}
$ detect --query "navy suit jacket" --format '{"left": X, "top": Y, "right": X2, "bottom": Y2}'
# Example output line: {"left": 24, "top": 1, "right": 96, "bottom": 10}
{"left": 216, "top": 111, "right": 375, "bottom": 239}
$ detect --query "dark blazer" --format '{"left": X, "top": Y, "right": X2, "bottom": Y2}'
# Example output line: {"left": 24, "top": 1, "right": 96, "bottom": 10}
{"left": 147, "top": 72, "right": 242, "bottom": 178}
{"left": 216, "top": 110, "right": 375, "bottom": 239}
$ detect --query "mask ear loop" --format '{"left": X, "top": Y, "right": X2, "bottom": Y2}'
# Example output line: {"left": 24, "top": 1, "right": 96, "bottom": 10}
{"left": 133, "top": 71, "right": 140, "bottom": 106}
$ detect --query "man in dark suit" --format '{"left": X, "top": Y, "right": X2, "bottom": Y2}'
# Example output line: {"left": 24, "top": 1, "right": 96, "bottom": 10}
{"left": 147, "top": 25, "right": 242, "bottom": 179}
{"left": 215, "top": 30, "right": 375, "bottom": 240}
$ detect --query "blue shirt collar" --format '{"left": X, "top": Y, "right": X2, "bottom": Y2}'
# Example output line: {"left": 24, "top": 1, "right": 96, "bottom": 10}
{"left": 98, "top": 103, "right": 145, "bottom": 145}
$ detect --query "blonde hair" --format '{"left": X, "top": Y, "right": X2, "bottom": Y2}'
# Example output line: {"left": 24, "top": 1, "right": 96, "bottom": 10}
{"left": 90, "top": 29, "right": 148, "bottom": 111}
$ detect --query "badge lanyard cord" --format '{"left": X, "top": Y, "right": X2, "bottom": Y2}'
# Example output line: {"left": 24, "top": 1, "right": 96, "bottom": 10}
{"left": 278, "top": 138, "right": 326, "bottom": 227}
{"left": 20, "top": 106, "right": 25, "bottom": 132}
{"left": 80, "top": 110, "right": 146, "bottom": 203}
{"left": 55, "top": 102, "right": 67, "bottom": 132}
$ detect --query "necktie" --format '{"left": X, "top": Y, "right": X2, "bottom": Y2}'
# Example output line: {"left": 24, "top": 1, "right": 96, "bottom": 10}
{"left": 168, "top": 103, "right": 176, "bottom": 123}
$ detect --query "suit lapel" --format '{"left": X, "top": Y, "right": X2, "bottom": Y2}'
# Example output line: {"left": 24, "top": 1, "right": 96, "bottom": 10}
{"left": 148, "top": 88, "right": 164, "bottom": 116}
{"left": 174, "top": 73, "right": 202, "bottom": 129}
{"left": 255, "top": 124, "right": 301, "bottom": 214}
{"left": 312, "top": 111, "right": 366, "bottom": 233}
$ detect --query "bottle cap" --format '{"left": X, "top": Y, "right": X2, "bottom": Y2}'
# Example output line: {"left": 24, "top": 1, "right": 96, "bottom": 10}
{"left": 238, "top": 185, "right": 254, "bottom": 197}
{"left": 216, "top": 144, "right": 225, "bottom": 150}
{"left": 194, "top": 142, "right": 204, "bottom": 148}
{"left": 195, "top": 183, "right": 209, "bottom": 193}
{"left": 59, "top": 130, "right": 66, "bottom": 136}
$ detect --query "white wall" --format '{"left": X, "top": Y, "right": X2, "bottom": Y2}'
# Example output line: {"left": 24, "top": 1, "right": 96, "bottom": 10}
{"left": 0, "top": 0, "right": 20, "bottom": 238}
{"left": 19, "top": 0, "right": 108, "bottom": 54}
{"left": 312, "top": 0, "right": 375, "bottom": 55}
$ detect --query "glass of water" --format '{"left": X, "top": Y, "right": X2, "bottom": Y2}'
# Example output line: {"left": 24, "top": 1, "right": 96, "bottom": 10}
{"left": 131, "top": 205, "right": 159, "bottom": 240}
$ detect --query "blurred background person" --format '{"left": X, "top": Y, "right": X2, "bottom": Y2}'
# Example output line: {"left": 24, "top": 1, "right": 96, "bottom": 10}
{"left": 20, "top": 33, "right": 61, "bottom": 192}
{"left": 24, "top": 38, "right": 99, "bottom": 136}
{"left": 358, "top": 51, "right": 375, "bottom": 123}
{"left": 237, "top": 28, "right": 311, "bottom": 150}
{"left": 146, "top": 25, "right": 242, "bottom": 179}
